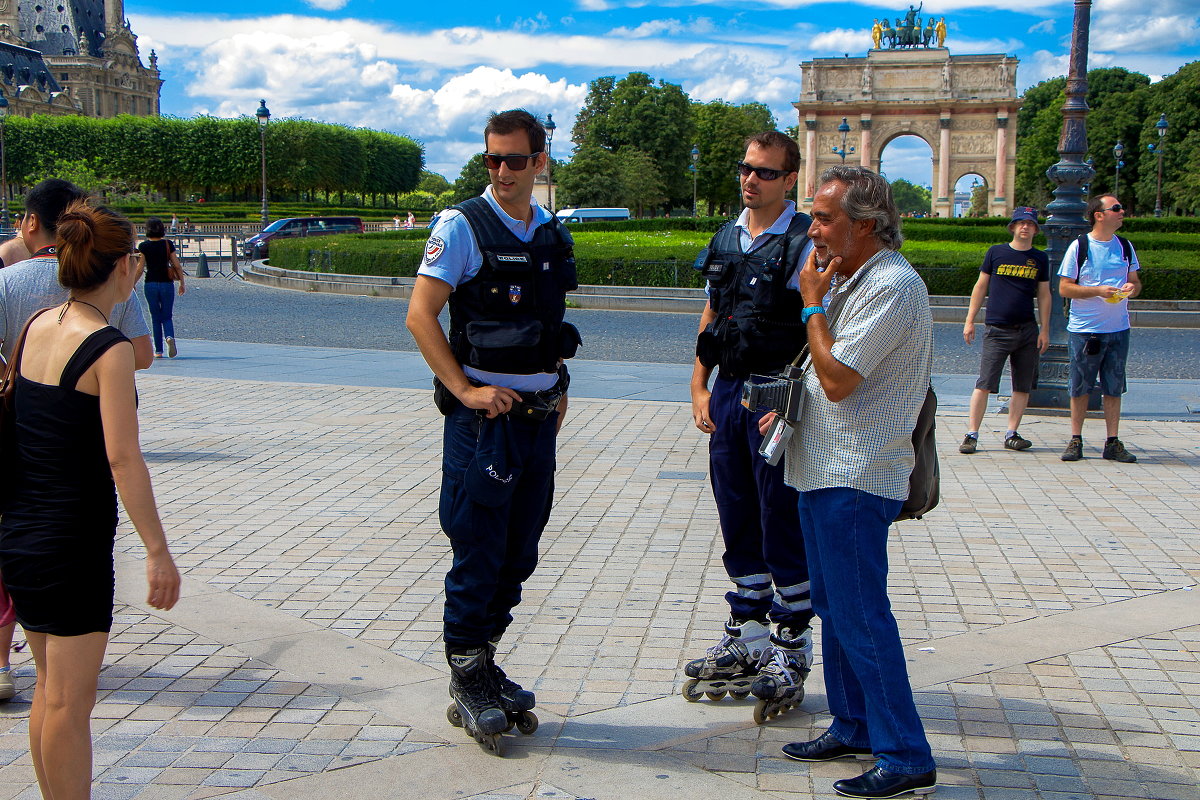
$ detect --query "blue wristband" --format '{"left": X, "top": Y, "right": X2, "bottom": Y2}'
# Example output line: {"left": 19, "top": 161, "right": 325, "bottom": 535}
{"left": 802, "top": 306, "right": 826, "bottom": 323}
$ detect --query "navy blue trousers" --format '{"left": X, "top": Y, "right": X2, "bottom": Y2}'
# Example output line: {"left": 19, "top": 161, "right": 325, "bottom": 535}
{"left": 440, "top": 404, "right": 558, "bottom": 650}
{"left": 708, "top": 374, "right": 813, "bottom": 628}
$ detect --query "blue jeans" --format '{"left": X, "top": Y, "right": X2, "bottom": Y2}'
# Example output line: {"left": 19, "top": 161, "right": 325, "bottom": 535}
{"left": 798, "top": 487, "right": 935, "bottom": 775}
{"left": 709, "top": 375, "right": 812, "bottom": 627}
{"left": 144, "top": 281, "right": 176, "bottom": 354}
{"left": 1068, "top": 329, "right": 1129, "bottom": 397}
{"left": 440, "top": 404, "right": 558, "bottom": 649}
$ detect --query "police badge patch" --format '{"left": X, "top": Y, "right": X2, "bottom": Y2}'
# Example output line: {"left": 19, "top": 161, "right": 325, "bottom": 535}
{"left": 509, "top": 285, "right": 522, "bottom": 304}
{"left": 424, "top": 236, "right": 445, "bottom": 264}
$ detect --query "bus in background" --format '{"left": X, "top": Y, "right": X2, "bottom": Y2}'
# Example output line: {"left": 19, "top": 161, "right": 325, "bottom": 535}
{"left": 555, "top": 207, "right": 631, "bottom": 224}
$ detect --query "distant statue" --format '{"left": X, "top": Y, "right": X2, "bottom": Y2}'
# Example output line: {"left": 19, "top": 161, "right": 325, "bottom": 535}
{"left": 936, "top": 17, "right": 948, "bottom": 47}
{"left": 861, "top": 64, "right": 872, "bottom": 93}
{"left": 77, "top": 29, "right": 88, "bottom": 54}
{"left": 149, "top": 49, "right": 158, "bottom": 69}
{"left": 923, "top": 19, "right": 936, "bottom": 47}
{"left": 903, "top": 2, "right": 923, "bottom": 29}
{"left": 871, "top": 19, "right": 882, "bottom": 49}
{"left": 942, "top": 60, "right": 951, "bottom": 93}
{"left": 882, "top": 19, "right": 896, "bottom": 49}
{"left": 998, "top": 56, "right": 1010, "bottom": 87}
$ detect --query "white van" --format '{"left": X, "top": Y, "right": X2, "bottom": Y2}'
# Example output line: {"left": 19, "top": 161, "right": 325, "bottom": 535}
{"left": 555, "top": 207, "right": 631, "bottom": 224}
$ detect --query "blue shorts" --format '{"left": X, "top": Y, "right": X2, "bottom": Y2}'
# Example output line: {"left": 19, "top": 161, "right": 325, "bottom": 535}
{"left": 1068, "top": 329, "right": 1129, "bottom": 398}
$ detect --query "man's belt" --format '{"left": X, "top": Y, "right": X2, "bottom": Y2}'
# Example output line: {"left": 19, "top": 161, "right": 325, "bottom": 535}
{"left": 471, "top": 365, "right": 570, "bottom": 423}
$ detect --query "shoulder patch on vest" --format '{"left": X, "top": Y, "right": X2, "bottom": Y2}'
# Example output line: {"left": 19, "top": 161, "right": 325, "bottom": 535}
{"left": 424, "top": 236, "right": 445, "bottom": 264}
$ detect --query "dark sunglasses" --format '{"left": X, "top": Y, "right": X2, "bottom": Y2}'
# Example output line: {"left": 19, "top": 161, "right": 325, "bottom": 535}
{"left": 1104, "top": 204, "right": 1124, "bottom": 213}
{"left": 482, "top": 152, "right": 541, "bottom": 171}
{"left": 737, "top": 161, "right": 790, "bottom": 181}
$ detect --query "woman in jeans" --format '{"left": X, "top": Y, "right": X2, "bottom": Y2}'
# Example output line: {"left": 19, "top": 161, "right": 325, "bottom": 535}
{"left": 137, "top": 217, "right": 185, "bottom": 358}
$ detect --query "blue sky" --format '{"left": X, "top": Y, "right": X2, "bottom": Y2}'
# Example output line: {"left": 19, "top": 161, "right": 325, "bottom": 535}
{"left": 126, "top": 0, "right": 1198, "bottom": 188}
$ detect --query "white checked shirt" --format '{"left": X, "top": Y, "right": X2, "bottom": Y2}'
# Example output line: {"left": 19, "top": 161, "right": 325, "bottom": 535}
{"left": 784, "top": 249, "right": 933, "bottom": 501}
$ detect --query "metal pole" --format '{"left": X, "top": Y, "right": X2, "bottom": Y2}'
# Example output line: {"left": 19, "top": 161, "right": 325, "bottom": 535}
{"left": 0, "top": 119, "right": 8, "bottom": 232}
{"left": 259, "top": 125, "right": 269, "bottom": 229}
{"left": 1030, "top": 0, "right": 1094, "bottom": 409}
{"left": 1154, "top": 144, "right": 1164, "bottom": 218}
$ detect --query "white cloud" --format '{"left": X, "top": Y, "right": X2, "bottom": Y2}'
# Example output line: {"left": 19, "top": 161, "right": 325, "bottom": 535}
{"left": 1027, "top": 19, "right": 1055, "bottom": 35}
{"left": 581, "top": 0, "right": 1062, "bottom": 10}
{"left": 303, "top": 0, "right": 350, "bottom": 9}
{"left": 1090, "top": 14, "right": 1200, "bottom": 51}
{"left": 608, "top": 18, "right": 715, "bottom": 38}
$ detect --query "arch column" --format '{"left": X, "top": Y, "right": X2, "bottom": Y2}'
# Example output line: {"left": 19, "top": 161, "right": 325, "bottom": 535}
{"left": 804, "top": 118, "right": 818, "bottom": 201}
{"left": 859, "top": 117, "right": 872, "bottom": 168}
{"left": 935, "top": 115, "right": 952, "bottom": 217}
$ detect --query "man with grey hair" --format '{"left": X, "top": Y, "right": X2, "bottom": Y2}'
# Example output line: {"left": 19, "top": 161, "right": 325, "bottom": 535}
{"left": 769, "top": 165, "right": 937, "bottom": 798}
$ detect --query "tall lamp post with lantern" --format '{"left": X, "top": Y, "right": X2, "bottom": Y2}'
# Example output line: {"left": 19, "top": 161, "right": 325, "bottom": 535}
{"left": 1112, "top": 141, "right": 1124, "bottom": 196}
{"left": 832, "top": 117, "right": 855, "bottom": 163}
{"left": 256, "top": 99, "right": 271, "bottom": 229}
{"left": 1148, "top": 113, "right": 1168, "bottom": 217}
{"left": 0, "top": 94, "right": 9, "bottom": 232}
{"left": 545, "top": 113, "right": 556, "bottom": 213}
{"left": 690, "top": 144, "right": 700, "bottom": 216}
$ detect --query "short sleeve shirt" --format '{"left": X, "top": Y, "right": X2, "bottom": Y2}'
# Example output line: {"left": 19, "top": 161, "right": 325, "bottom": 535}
{"left": 705, "top": 202, "right": 814, "bottom": 296}
{"left": 417, "top": 187, "right": 558, "bottom": 392}
{"left": 784, "top": 249, "right": 933, "bottom": 501}
{"left": 980, "top": 243, "right": 1048, "bottom": 326}
{"left": 0, "top": 257, "right": 150, "bottom": 362}
{"left": 1058, "top": 235, "right": 1139, "bottom": 334}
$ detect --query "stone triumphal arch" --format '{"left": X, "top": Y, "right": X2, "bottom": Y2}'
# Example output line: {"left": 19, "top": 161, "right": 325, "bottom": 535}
{"left": 795, "top": 33, "right": 1021, "bottom": 218}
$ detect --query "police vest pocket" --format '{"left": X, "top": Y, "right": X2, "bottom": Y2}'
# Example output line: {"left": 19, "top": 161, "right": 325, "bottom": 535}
{"left": 465, "top": 319, "right": 543, "bottom": 350}
{"left": 485, "top": 251, "right": 534, "bottom": 273}
{"left": 560, "top": 254, "right": 578, "bottom": 292}
{"left": 559, "top": 323, "right": 582, "bottom": 359}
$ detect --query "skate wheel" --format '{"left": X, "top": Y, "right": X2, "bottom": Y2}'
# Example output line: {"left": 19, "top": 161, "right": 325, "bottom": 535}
{"left": 516, "top": 711, "right": 538, "bottom": 735}
{"left": 753, "top": 700, "right": 769, "bottom": 725}
{"left": 484, "top": 732, "right": 504, "bottom": 756}
{"left": 682, "top": 679, "right": 704, "bottom": 702}
{"left": 705, "top": 690, "right": 727, "bottom": 701}
{"left": 446, "top": 703, "right": 463, "bottom": 727}
{"left": 730, "top": 690, "right": 751, "bottom": 700}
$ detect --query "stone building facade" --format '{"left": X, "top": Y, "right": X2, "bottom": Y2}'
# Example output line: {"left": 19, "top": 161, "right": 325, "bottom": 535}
{"left": 0, "top": 0, "right": 160, "bottom": 117}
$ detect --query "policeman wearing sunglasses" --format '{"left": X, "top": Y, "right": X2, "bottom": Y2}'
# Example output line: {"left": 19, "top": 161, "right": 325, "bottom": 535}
{"left": 685, "top": 131, "right": 817, "bottom": 724}
{"left": 405, "top": 109, "right": 581, "bottom": 752}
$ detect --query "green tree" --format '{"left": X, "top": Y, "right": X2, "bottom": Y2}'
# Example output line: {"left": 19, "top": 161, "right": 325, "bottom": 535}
{"left": 969, "top": 182, "right": 988, "bottom": 217}
{"left": 554, "top": 144, "right": 624, "bottom": 208}
{"left": 452, "top": 154, "right": 490, "bottom": 204}
{"left": 616, "top": 147, "right": 666, "bottom": 217}
{"left": 1133, "top": 60, "right": 1200, "bottom": 215}
{"left": 890, "top": 178, "right": 931, "bottom": 215}
{"left": 418, "top": 170, "right": 452, "bottom": 194}
{"left": 691, "top": 100, "right": 777, "bottom": 215}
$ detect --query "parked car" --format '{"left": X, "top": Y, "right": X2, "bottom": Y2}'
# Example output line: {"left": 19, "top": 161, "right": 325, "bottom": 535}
{"left": 554, "top": 207, "right": 631, "bottom": 224}
{"left": 242, "top": 216, "right": 364, "bottom": 259}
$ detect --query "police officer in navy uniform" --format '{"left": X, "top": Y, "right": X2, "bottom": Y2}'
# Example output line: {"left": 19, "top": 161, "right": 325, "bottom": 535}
{"left": 406, "top": 109, "right": 579, "bottom": 749}
{"left": 684, "top": 131, "right": 816, "bottom": 719}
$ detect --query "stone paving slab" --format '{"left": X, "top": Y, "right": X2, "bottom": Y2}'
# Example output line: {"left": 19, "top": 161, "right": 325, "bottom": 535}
{"left": 0, "top": 371, "right": 1197, "bottom": 798}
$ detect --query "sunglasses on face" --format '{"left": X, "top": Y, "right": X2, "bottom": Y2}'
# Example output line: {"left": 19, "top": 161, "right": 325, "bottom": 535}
{"left": 482, "top": 152, "right": 541, "bottom": 171}
{"left": 737, "top": 161, "right": 790, "bottom": 181}
{"left": 1105, "top": 204, "right": 1124, "bottom": 213}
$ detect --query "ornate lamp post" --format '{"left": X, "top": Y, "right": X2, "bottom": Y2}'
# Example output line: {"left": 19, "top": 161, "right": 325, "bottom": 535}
{"left": 1149, "top": 113, "right": 1168, "bottom": 217}
{"left": 0, "top": 94, "right": 9, "bottom": 232}
{"left": 544, "top": 113, "right": 556, "bottom": 213}
{"left": 256, "top": 99, "right": 271, "bottom": 229}
{"left": 1031, "top": 0, "right": 1095, "bottom": 409}
{"left": 1112, "top": 141, "right": 1124, "bottom": 196}
{"left": 832, "top": 117, "right": 855, "bottom": 163}
{"left": 690, "top": 144, "right": 699, "bottom": 216}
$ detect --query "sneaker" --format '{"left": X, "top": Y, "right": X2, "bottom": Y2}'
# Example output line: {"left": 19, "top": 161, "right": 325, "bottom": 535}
{"left": 959, "top": 435, "right": 977, "bottom": 454}
{"left": 0, "top": 666, "right": 14, "bottom": 702}
{"left": 154, "top": 352, "right": 164, "bottom": 359}
{"left": 1004, "top": 433, "right": 1032, "bottom": 451}
{"left": 1102, "top": 438, "right": 1137, "bottom": 463}
{"left": 166, "top": 337, "right": 177, "bottom": 358}
{"left": 1061, "top": 438, "right": 1083, "bottom": 462}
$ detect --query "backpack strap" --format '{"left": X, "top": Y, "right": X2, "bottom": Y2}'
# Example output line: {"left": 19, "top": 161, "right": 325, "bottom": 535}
{"left": 1116, "top": 235, "right": 1133, "bottom": 266}
{"left": 1073, "top": 234, "right": 1089, "bottom": 277}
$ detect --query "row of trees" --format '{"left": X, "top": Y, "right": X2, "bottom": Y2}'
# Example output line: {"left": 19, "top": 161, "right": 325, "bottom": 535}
{"left": 4, "top": 114, "right": 424, "bottom": 205}
{"left": 1016, "top": 62, "right": 1199, "bottom": 215}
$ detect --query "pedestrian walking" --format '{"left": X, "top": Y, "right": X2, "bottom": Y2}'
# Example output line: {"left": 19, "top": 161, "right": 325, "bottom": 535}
{"left": 138, "top": 217, "right": 186, "bottom": 358}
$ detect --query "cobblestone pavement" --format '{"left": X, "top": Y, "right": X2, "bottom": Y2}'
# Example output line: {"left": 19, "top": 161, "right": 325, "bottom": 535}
{"left": 0, "top": 367, "right": 1197, "bottom": 799}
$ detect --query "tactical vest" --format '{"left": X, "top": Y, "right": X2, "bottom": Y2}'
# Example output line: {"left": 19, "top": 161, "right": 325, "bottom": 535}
{"left": 695, "top": 213, "right": 812, "bottom": 379}
{"left": 448, "top": 197, "right": 581, "bottom": 375}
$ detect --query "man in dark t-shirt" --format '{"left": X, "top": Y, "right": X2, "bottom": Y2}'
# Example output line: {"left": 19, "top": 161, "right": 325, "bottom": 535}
{"left": 960, "top": 207, "right": 1050, "bottom": 453}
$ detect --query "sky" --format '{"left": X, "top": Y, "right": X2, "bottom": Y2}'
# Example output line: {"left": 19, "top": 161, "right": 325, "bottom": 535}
{"left": 127, "top": 0, "right": 1199, "bottom": 189}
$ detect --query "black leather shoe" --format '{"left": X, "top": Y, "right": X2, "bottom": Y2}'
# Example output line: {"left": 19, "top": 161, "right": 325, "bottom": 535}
{"left": 782, "top": 730, "right": 873, "bottom": 762}
{"left": 833, "top": 764, "right": 937, "bottom": 798}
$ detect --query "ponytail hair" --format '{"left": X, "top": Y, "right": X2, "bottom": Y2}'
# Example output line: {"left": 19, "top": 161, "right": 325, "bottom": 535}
{"left": 56, "top": 200, "right": 135, "bottom": 291}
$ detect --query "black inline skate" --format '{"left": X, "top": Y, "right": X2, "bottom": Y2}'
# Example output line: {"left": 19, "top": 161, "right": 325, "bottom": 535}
{"left": 682, "top": 617, "right": 770, "bottom": 702}
{"left": 445, "top": 647, "right": 509, "bottom": 755}
{"left": 750, "top": 623, "right": 812, "bottom": 724}
{"left": 487, "top": 638, "right": 538, "bottom": 735}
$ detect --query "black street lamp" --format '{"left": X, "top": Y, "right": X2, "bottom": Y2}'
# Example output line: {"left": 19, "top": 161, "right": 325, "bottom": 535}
{"left": 256, "top": 99, "right": 271, "bottom": 229}
{"left": 1112, "top": 141, "right": 1124, "bottom": 196}
{"left": 545, "top": 113, "right": 556, "bottom": 213}
{"left": 690, "top": 144, "right": 699, "bottom": 216}
{"left": 1149, "top": 113, "right": 1168, "bottom": 218}
{"left": 832, "top": 117, "right": 855, "bottom": 163}
{"left": 0, "top": 94, "right": 8, "bottom": 232}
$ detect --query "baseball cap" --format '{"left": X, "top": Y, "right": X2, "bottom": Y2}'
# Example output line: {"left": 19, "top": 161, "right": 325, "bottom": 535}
{"left": 1009, "top": 206, "right": 1040, "bottom": 231}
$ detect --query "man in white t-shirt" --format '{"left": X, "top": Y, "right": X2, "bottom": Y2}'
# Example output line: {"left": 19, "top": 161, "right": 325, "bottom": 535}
{"left": 1057, "top": 194, "right": 1141, "bottom": 463}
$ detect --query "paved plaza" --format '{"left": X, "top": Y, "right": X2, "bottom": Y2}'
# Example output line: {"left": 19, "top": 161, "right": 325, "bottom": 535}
{"left": 1, "top": 338, "right": 1199, "bottom": 800}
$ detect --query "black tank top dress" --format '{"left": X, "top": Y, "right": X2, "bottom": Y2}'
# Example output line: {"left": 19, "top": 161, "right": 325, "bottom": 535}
{"left": 0, "top": 326, "right": 130, "bottom": 636}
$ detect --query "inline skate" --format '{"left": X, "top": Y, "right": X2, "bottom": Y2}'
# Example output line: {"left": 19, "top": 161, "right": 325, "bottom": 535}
{"left": 487, "top": 638, "right": 538, "bottom": 735}
{"left": 445, "top": 647, "right": 509, "bottom": 755}
{"left": 681, "top": 617, "right": 769, "bottom": 702}
{"left": 750, "top": 623, "right": 812, "bottom": 723}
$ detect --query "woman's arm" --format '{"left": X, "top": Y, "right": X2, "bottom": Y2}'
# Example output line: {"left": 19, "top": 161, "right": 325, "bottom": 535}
{"left": 95, "top": 343, "right": 180, "bottom": 611}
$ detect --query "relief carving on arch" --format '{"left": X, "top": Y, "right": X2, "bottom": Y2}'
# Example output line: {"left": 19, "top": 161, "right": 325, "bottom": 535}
{"left": 950, "top": 134, "right": 993, "bottom": 155}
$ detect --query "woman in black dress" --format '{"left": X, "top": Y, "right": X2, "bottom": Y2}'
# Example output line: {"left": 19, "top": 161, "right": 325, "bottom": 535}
{"left": 137, "top": 216, "right": 185, "bottom": 358}
{"left": 0, "top": 200, "right": 180, "bottom": 800}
